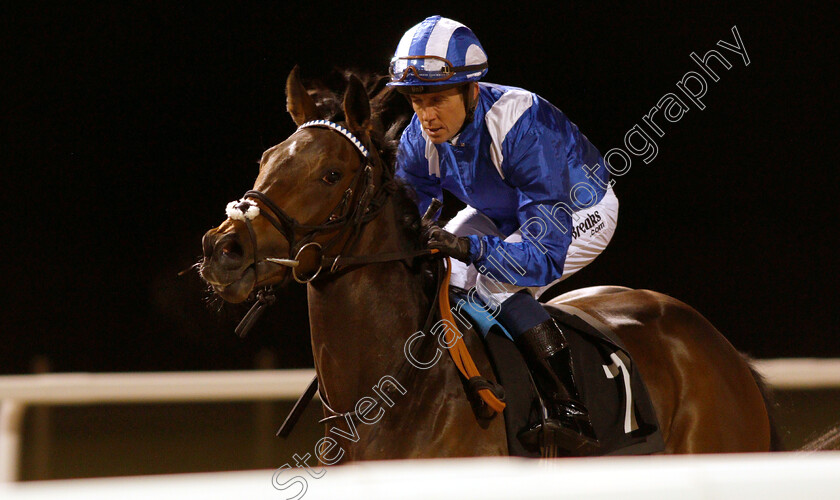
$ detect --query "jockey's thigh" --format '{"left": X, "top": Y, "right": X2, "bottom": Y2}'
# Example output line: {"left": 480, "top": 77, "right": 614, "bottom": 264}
{"left": 443, "top": 207, "right": 530, "bottom": 305}
{"left": 443, "top": 206, "right": 503, "bottom": 291}
{"left": 535, "top": 185, "right": 619, "bottom": 298}
{"left": 444, "top": 186, "right": 619, "bottom": 304}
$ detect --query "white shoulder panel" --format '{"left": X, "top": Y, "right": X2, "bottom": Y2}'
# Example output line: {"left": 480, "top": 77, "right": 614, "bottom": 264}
{"left": 422, "top": 129, "right": 440, "bottom": 177}
{"left": 484, "top": 89, "right": 534, "bottom": 179}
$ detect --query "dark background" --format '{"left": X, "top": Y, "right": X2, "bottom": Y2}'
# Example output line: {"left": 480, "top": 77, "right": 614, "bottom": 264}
{"left": 3, "top": 3, "right": 836, "bottom": 375}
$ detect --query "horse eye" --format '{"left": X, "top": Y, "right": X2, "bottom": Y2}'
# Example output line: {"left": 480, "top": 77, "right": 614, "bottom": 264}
{"left": 321, "top": 170, "right": 342, "bottom": 185}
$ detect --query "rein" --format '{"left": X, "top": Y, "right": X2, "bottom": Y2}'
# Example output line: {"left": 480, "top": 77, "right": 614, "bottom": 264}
{"left": 283, "top": 256, "right": 505, "bottom": 438}
{"left": 314, "top": 257, "right": 447, "bottom": 428}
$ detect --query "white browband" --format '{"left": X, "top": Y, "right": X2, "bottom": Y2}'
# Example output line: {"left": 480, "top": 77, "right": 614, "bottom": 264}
{"left": 225, "top": 120, "right": 369, "bottom": 222}
{"left": 298, "top": 120, "right": 370, "bottom": 158}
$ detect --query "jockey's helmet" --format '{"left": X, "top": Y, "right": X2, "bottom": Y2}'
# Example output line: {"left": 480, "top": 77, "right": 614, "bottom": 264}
{"left": 388, "top": 15, "right": 488, "bottom": 95}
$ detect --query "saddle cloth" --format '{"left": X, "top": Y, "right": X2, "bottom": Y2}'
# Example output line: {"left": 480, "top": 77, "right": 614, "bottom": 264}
{"left": 451, "top": 291, "right": 665, "bottom": 457}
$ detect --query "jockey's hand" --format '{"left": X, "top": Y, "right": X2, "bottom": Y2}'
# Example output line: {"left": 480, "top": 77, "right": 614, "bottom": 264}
{"left": 425, "top": 226, "right": 472, "bottom": 263}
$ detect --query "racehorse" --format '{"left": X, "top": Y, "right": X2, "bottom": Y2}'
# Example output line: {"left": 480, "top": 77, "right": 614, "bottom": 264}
{"left": 199, "top": 67, "right": 780, "bottom": 460}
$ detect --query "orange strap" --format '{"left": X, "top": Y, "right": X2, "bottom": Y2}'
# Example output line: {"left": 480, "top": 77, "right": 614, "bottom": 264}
{"left": 438, "top": 257, "right": 506, "bottom": 413}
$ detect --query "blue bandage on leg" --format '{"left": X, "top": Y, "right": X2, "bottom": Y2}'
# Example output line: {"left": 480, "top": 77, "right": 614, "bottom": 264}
{"left": 497, "top": 291, "right": 551, "bottom": 338}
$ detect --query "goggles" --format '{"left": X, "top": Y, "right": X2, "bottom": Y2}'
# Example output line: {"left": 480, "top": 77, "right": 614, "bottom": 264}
{"left": 389, "top": 55, "right": 487, "bottom": 83}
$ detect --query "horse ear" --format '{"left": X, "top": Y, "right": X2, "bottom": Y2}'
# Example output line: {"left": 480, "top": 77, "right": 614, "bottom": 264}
{"left": 343, "top": 75, "right": 371, "bottom": 133}
{"left": 286, "top": 66, "right": 319, "bottom": 126}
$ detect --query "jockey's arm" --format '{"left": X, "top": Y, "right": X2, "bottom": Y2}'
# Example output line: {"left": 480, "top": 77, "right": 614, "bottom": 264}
{"left": 466, "top": 118, "right": 577, "bottom": 288}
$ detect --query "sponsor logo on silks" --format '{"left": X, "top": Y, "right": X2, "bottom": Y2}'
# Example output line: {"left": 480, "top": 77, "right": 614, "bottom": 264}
{"left": 572, "top": 210, "right": 605, "bottom": 240}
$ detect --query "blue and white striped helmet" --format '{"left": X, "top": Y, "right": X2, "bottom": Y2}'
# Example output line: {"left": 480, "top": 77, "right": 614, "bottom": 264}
{"left": 388, "top": 16, "right": 488, "bottom": 92}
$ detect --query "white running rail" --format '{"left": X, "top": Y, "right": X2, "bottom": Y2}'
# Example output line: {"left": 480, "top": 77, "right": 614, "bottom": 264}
{"left": 0, "top": 369, "right": 316, "bottom": 482}
{"left": 2, "top": 453, "right": 840, "bottom": 499}
{"left": 1, "top": 359, "right": 839, "bottom": 482}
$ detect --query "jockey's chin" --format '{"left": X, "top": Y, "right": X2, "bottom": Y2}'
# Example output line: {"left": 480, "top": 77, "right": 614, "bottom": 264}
{"left": 424, "top": 124, "right": 458, "bottom": 144}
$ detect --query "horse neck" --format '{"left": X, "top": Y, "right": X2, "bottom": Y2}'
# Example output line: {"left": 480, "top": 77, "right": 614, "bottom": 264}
{"left": 305, "top": 192, "right": 508, "bottom": 459}
{"left": 306, "top": 197, "right": 430, "bottom": 412}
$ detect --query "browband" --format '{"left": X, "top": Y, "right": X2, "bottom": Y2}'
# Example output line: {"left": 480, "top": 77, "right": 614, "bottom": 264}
{"left": 298, "top": 120, "right": 370, "bottom": 159}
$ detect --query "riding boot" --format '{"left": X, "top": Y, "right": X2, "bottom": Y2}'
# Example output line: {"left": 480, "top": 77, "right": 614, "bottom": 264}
{"left": 515, "top": 318, "right": 600, "bottom": 455}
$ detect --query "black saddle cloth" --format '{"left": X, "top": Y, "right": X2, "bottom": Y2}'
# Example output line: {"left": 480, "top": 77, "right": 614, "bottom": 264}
{"left": 465, "top": 296, "right": 665, "bottom": 457}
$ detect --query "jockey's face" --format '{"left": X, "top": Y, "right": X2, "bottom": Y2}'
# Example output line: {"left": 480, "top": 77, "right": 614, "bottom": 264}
{"left": 408, "top": 86, "right": 472, "bottom": 144}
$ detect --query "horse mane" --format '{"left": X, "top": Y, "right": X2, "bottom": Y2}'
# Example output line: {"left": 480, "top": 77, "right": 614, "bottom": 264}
{"left": 303, "top": 69, "right": 423, "bottom": 245}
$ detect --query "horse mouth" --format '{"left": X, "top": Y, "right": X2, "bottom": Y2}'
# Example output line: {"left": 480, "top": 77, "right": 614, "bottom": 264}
{"left": 202, "top": 260, "right": 291, "bottom": 303}
{"left": 202, "top": 265, "right": 257, "bottom": 304}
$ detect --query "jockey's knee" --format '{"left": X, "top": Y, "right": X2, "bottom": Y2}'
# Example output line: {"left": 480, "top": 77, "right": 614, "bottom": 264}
{"left": 475, "top": 273, "right": 529, "bottom": 306}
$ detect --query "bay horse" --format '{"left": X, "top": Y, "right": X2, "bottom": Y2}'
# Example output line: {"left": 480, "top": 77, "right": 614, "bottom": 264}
{"left": 199, "top": 67, "right": 779, "bottom": 460}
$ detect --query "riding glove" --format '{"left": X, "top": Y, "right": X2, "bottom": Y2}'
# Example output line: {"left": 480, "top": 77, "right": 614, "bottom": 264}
{"left": 425, "top": 226, "right": 472, "bottom": 263}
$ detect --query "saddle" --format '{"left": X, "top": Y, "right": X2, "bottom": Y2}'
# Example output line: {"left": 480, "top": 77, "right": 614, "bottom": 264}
{"left": 453, "top": 291, "right": 665, "bottom": 457}
{"left": 275, "top": 284, "right": 664, "bottom": 458}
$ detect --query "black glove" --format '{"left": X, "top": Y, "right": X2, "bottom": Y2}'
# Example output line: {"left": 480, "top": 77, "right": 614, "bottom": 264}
{"left": 425, "top": 226, "right": 472, "bottom": 263}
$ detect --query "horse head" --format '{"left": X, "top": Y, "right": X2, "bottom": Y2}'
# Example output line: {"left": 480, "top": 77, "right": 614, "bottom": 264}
{"left": 200, "top": 67, "right": 385, "bottom": 303}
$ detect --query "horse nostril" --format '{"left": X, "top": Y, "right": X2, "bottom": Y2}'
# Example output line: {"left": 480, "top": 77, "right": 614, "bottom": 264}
{"left": 221, "top": 240, "right": 243, "bottom": 259}
{"left": 216, "top": 234, "right": 246, "bottom": 268}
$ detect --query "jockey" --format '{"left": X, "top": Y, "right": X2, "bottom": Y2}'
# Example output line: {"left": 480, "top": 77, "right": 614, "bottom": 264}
{"left": 389, "top": 15, "right": 619, "bottom": 453}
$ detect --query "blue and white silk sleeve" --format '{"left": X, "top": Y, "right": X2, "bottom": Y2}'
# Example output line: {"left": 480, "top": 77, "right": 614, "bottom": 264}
{"left": 467, "top": 112, "right": 574, "bottom": 287}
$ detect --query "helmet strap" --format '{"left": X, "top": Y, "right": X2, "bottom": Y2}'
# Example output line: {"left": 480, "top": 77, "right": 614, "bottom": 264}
{"left": 456, "top": 83, "right": 478, "bottom": 136}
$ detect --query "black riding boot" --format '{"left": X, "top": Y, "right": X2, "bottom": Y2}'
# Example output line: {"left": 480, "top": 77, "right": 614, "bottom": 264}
{"left": 515, "top": 318, "right": 600, "bottom": 455}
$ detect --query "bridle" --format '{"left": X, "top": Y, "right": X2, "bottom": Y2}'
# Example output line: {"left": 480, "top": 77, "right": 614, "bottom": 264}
{"left": 222, "top": 119, "right": 506, "bottom": 429}
{"left": 224, "top": 119, "right": 435, "bottom": 337}
{"left": 227, "top": 120, "right": 379, "bottom": 283}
